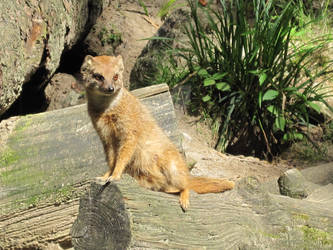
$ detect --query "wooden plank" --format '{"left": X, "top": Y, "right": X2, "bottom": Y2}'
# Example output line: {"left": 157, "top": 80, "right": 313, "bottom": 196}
{"left": 131, "top": 83, "right": 169, "bottom": 99}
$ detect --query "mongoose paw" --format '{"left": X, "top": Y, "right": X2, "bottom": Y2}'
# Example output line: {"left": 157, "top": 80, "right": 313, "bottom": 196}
{"left": 179, "top": 189, "right": 190, "bottom": 212}
{"left": 94, "top": 176, "right": 109, "bottom": 185}
{"left": 106, "top": 175, "right": 121, "bottom": 182}
{"left": 179, "top": 198, "right": 189, "bottom": 212}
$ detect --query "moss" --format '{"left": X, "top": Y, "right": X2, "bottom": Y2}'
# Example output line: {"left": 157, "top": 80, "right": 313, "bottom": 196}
{"left": 8, "top": 116, "right": 33, "bottom": 144}
{"left": 293, "top": 213, "right": 310, "bottom": 221}
{"left": 0, "top": 147, "right": 20, "bottom": 167}
{"left": 13, "top": 115, "right": 33, "bottom": 132}
{"left": 3, "top": 184, "right": 82, "bottom": 214}
{"left": 98, "top": 27, "right": 122, "bottom": 48}
{"left": 301, "top": 225, "right": 333, "bottom": 247}
{"left": 24, "top": 185, "right": 77, "bottom": 207}
{"left": 1, "top": 164, "right": 45, "bottom": 187}
{"left": 53, "top": 185, "right": 77, "bottom": 205}
{"left": 25, "top": 195, "right": 41, "bottom": 208}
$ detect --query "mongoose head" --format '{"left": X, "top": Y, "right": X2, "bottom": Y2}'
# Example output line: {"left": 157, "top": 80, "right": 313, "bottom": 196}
{"left": 81, "top": 55, "right": 124, "bottom": 96}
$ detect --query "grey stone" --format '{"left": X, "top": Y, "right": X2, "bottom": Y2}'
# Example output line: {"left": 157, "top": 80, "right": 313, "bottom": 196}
{"left": 278, "top": 168, "right": 309, "bottom": 199}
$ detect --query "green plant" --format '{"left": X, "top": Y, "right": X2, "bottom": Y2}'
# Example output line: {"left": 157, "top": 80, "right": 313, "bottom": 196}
{"left": 159, "top": 0, "right": 333, "bottom": 158}
{"left": 301, "top": 225, "right": 333, "bottom": 247}
{"left": 158, "top": 0, "right": 181, "bottom": 19}
{"left": 323, "top": 120, "right": 333, "bottom": 142}
{"left": 151, "top": 53, "right": 188, "bottom": 87}
{"left": 290, "top": 0, "right": 332, "bottom": 68}
{"left": 294, "top": 141, "right": 328, "bottom": 162}
{"left": 98, "top": 27, "right": 122, "bottom": 47}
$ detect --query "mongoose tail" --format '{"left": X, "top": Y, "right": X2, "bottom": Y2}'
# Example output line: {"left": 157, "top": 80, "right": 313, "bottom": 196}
{"left": 188, "top": 176, "right": 235, "bottom": 194}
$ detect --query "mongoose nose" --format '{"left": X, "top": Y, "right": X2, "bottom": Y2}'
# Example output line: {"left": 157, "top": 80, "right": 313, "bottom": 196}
{"left": 107, "top": 86, "right": 114, "bottom": 93}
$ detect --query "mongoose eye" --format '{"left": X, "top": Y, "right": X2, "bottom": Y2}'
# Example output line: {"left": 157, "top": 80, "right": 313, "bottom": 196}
{"left": 113, "top": 74, "right": 119, "bottom": 81}
{"left": 93, "top": 73, "right": 104, "bottom": 81}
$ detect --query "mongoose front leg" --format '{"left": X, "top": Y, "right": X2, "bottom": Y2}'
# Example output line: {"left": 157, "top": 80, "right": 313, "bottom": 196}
{"left": 106, "top": 138, "right": 136, "bottom": 182}
{"left": 95, "top": 147, "right": 115, "bottom": 185}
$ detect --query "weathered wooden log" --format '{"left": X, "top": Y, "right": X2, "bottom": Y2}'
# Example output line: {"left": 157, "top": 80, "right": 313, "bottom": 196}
{"left": 72, "top": 171, "right": 333, "bottom": 249}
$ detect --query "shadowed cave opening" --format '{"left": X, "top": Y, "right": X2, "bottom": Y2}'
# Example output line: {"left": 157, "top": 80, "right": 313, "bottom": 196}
{"left": 0, "top": 43, "right": 89, "bottom": 122}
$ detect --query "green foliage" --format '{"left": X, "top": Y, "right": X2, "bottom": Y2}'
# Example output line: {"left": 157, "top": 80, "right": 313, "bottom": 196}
{"left": 290, "top": 0, "right": 332, "bottom": 68}
{"left": 150, "top": 53, "right": 189, "bottom": 88}
{"left": 158, "top": 0, "right": 182, "bottom": 19}
{"left": 301, "top": 225, "right": 333, "bottom": 247}
{"left": 98, "top": 27, "right": 122, "bottom": 47}
{"left": 138, "top": 0, "right": 149, "bottom": 16}
{"left": 293, "top": 141, "right": 328, "bottom": 163}
{"left": 155, "top": 0, "right": 333, "bottom": 158}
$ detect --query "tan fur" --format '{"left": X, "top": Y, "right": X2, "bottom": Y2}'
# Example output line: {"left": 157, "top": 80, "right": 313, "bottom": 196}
{"left": 81, "top": 55, "right": 235, "bottom": 210}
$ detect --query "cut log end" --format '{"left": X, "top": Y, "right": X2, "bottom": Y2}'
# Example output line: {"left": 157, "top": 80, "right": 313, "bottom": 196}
{"left": 71, "top": 182, "right": 131, "bottom": 249}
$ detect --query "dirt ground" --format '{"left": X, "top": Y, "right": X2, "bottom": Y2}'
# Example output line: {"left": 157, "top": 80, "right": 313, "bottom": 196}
{"left": 175, "top": 108, "right": 293, "bottom": 182}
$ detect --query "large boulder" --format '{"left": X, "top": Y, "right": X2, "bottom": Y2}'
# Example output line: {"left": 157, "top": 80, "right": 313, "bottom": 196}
{"left": 0, "top": 0, "right": 110, "bottom": 116}
{"left": 129, "top": 8, "right": 190, "bottom": 90}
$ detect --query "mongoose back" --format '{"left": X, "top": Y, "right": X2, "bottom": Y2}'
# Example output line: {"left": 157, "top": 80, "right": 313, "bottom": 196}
{"left": 81, "top": 55, "right": 235, "bottom": 210}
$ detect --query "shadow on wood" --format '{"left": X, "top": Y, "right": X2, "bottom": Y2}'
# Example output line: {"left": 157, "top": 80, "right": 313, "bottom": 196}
{"left": 71, "top": 182, "right": 131, "bottom": 249}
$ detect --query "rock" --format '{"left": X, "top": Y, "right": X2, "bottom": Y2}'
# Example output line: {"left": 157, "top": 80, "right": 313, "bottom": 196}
{"left": 45, "top": 73, "right": 85, "bottom": 111}
{"left": 278, "top": 168, "right": 309, "bottom": 199}
{"left": 0, "top": 0, "right": 110, "bottom": 116}
{"left": 302, "top": 162, "right": 333, "bottom": 185}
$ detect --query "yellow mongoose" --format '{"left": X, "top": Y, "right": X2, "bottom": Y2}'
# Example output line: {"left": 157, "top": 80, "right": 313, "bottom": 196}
{"left": 81, "top": 55, "right": 234, "bottom": 210}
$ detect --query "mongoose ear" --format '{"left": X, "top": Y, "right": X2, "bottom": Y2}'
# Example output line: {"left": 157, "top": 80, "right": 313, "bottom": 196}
{"left": 81, "top": 55, "right": 94, "bottom": 74}
{"left": 83, "top": 55, "right": 94, "bottom": 66}
{"left": 116, "top": 55, "right": 124, "bottom": 71}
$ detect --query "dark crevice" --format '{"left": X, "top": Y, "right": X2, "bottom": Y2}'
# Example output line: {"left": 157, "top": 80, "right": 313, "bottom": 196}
{"left": 57, "top": 42, "right": 90, "bottom": 74}
{"left": 0, "top": 67, "right": 50, "bottom": 120}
